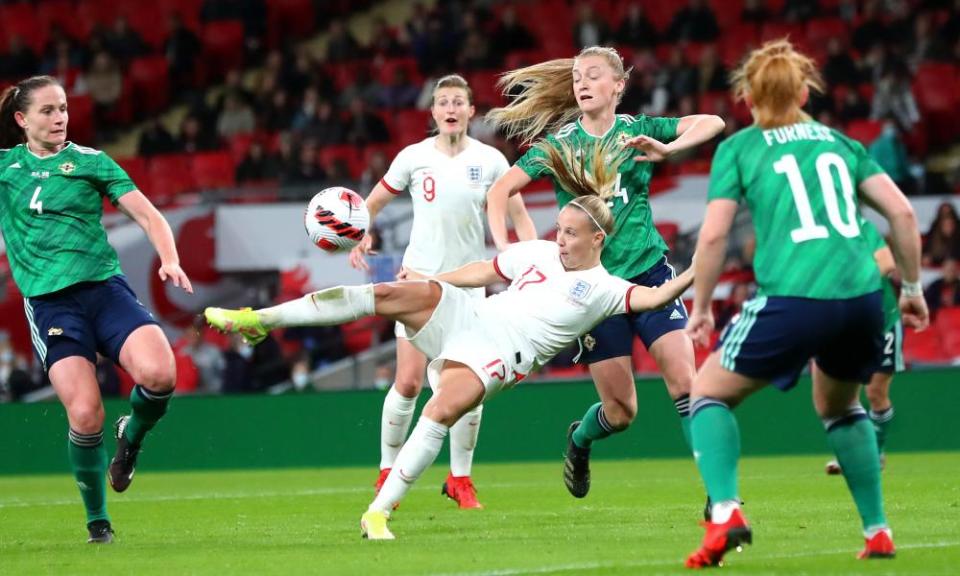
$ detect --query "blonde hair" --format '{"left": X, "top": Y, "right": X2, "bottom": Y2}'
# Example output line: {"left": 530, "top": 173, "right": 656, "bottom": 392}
{"left": 432, "top": 74, "right": 472, "bottom": 105}
{"left": 486, "top": 46, "right": 630, "bottom": 145}
{"left": 530, "top": 137, "right": 627, "bottom": 237}
{"left": 731, "top": 39, "right": 825, "bottom": 128}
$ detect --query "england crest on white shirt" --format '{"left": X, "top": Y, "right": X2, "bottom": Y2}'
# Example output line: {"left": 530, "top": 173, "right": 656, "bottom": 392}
{"left": 569, "top": 279, "right": 592, "bottom": 300}
{"left": 467, "top": 165, "right": 482, "bottom": 183}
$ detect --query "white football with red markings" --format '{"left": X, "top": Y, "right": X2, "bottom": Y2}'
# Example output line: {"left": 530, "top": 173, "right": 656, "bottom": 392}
{"left": 304, "top": 187, "right": 369, "bottom": 253}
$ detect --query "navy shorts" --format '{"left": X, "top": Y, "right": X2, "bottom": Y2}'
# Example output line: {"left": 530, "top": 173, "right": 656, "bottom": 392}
{"left": 23, "top": 275, "right": 158, "bottom": 371}
{"left": 877, "top": 320, "right": 904, "bottom": 375}
{"left": 717, "top": 291, "right": 883, "bottom": 391}
{"left": 579, "top": 255, "right": 688, "bottom": 364}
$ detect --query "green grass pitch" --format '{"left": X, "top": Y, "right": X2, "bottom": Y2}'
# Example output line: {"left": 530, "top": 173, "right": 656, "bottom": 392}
{"left": 1, "top": 453, "right": 957, "bottom": 575}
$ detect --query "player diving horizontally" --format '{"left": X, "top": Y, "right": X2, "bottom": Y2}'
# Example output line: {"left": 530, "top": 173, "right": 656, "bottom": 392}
{"left": 205, "top": 139, "right": 695, "bottom": 539}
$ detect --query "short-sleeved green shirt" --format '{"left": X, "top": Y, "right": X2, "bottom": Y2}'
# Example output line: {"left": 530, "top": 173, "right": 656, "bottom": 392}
{"left": 861, "top": 219, "right": 900, "bottom": 330}
{"left": 708, "top": 122, "right": 884, "bottom": 299}
{"left": 516, "top": 114, "right": 680, "bottom": 279}
{"left": 0, "top": 142, "right": 136, "bottom": 297}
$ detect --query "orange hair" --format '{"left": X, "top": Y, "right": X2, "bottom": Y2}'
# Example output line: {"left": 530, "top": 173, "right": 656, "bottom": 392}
{"left": 731, "top": 39, "right": 825, "bottom": 128}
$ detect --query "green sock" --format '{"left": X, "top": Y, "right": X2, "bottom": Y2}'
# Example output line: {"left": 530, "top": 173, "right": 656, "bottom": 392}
{"left": 68, "top": 429, "right": 109, "bottom": 524}
{"left": 124, "top": 385, "right": 172, "bottom": 447}
{"left": 826, "top": 414, "right": 886, "bottom": 530}
{"left": 691, "top": 400, "right": 740, "bottom": 503}
{"left": 869, "top": 406, "right": 894, "bottom": 453}
{"left": 572, "top": 402, "right": 614, "bottom": 448}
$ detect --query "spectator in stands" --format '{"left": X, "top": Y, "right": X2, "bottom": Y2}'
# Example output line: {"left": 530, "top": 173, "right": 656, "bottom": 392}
{"left": 668, "top": 0, "right": 720, "bottom": 43}
{"left": 0, "top": 334, "right": 34, "bottom": 402}
{"left": 616, "top": 3, "right": 659, "bottom": 49}
{"left": 42, "top": 39, "right": 83, "bottom": 95}
{"left": 259, "top": 87, "right": 295, "bottom": 132}
{"left": 696, "top": 45, "right": 728, "bottom": 94}
{"left": 573, "top": 4, "right": 611, "bottom": 50}
{"left": 216, "top": 92, "right": 256, "bottom": 139}
{"left": 782, "top": 0, "right": 819, "bottom": 23}
{"left": 359, "top": 149, "right": 390, "bottom": 192}
{"left": 281, "top": 141, "right": 326, "bottom": 186}
{"left": 368, "top": 16, "right": 405, "bottom": 58}
{"left": 137, "top": 118, "right": 178, "bottom": 157}
{"left": 870, "top": 62, "right": 920, "bottom": 133}
{"left": 177, "top": 115, "right": 221, "bottom": 153}
{"left": 409, "top": 12, "right": 456, "bottom": 75}
{"left": 662, "top": 47, "right": 698, "bottom": 107}
{"left": 344, "top": 99, "right": 390, "bottom": 146}
{"left": 459, "top": 30, "right": 495, "bottom": 71}
{"left": 923, "top": 203, "right": 960, "bottom": 266}
{"left": 84, "top": 52, "right": 124, "bottom": 140}
{"left": 165, "top": 14, "right": 201, "bottom": 95}
{"left": 853, "top": 0, "right": 888, "bottom": 54}
{"left": 236, "top": 140, "right": 281, "bottom": 183}
{"left": 103, "top": 16, "right": 147, "bottom": 65}
{"left": 41, "top": 27, "right": 83, "bottom": 73}
{"left": 924, "top": 258, "right": 960, "bottom": 319}
{"left": 221, "top": 334, "right": 254, "bottom": 393}
{"left": 380, "top": 67, "right": 420, "bottom": 110}
{"left": 299, "top": 100, "right": 346, "bottom": 146}
{"left": 0, "top": 36, "right": 39, "bottom": 80}
{"left": 174, "top": 317, "right": 226, "bottom": 394}
{"left": 325, "top": 157, "right": 352, "bottom": 181}
{"left": 869, "top": 120, "right": 915, "bottom": 195}
{"left": 492, "top": 6, "right": 535, "bottom": 61}
{"left": 338, "top": 67, "right": 383, "bottom": 110}
{"left": 740, "top": 0, "right": 770, "bottom": 24}
{"left": 620, "top": 71, "right": 668, "bottom": 116}
{"left": 326, "top": 19, "right": 361, "bottom": 61}
{"left": 285, "top": 325, "right": 348, "bottom": 368}
{"left": 823, "top": 38, "right": 860, "bottom": 87}
{"left": 838, "top": 88, "right": 871, "bottom": 123}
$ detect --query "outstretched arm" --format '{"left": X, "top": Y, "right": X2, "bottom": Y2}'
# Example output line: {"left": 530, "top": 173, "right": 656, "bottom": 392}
{"left": 625, "top": 114, "right": 726, "bottom": 162}
{"left": 117, "top": 191, "right": 193, "bottom": 293}
{"left": 628, "top": 261, "right": 694, "bottom": 312}
{"left": 487, "top": 166, "right": 533, "bottom": 251}
{"left": 401, "top": 260, "right": 502, "bottom": 288}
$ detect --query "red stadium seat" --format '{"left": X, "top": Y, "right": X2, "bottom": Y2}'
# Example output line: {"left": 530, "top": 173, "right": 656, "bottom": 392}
{"left": 123, "top": 3, "right": 169, "bottom": 50}
{"left": 67, "top": 94, "right": 95, "bottom": 145}
{"left": 75, "top": 0, "right": 120, "bottom": 40}
{"left": 374, "top": 57, "right": 422, "bottom": 87}
{"left": 902, "top": 327, "right": 946, "bottom": 365}
{"left": 655, "top": 221, "right": 680, "bottom": 250}
{"left": 191, "top": 152, "right": 236, "bottom": 190}
{"left": 37, "top": 0, "right": 83, "bottom": 42}
{"left": 719, "top": 23, "right": 760, "bottom": 67}
{"left": 935, "top": 306, "right": 960, "bottom": 358}
{"left": 708, "top": 0, "right": 744, "bottom": 29}
{"left": 129, "top": 56, "right": 171, "bottom": 116}
{"left": 0, "top": 4, "right": 46, "bottom": 54}
{"left": 845, "top": 119, "right": 884, "bottom": 146}
{"left": 466, "top": 71, "right": 505, "bottom": 108}
{"left": 805, "top": 18, "right": 848, "bottom": 48}
{"left": 393, "top": 109, "right": 433, "bottom": 143}
{"left": 632, "top": 338, "right": 660, "bottom": 374}
{"left": 760, "top": 22, "right": 805, "bottom": 44}
{"left": 202, "top": 20, "right": 246, "bottom": 79}
{"left": 146, "top": 154, "right": 196, "bottom": 203}
{"left": 116, "top": 157, "right": 148, "bottom": 190}
{"left": 267, "top": 0, "right": 316, "bottom": 47}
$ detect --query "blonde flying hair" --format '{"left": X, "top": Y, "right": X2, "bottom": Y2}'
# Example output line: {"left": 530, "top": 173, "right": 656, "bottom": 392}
{"left": 530, "top": 137, "right": 629, "bottom": 239}
{"left": 731, "top": 39, "right": 825, "bottom": 129}
{"left": 486, "top": 46, "right": 631, "bottom": 145}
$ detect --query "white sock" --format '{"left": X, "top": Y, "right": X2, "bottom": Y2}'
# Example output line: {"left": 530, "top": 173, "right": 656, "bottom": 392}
{"left": 257, "top": 285, "right": 375, "bottom": 328}
{"left": 369, "top": 417, "right": 448, "bottom": 513}
{"left": 379, "top": 386, "right": 417, "bottom": 469}
{"left": 864, "top": 525, "right": 892, "bottom": 539}
{"left": 711, "top": 499, "right": 741, "bottom": 524}
{"left": 449, "top": 404, "right": 483, "bottom": 477}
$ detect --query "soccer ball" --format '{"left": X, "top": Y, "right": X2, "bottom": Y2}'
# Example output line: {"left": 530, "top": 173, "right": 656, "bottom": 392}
{"left": 304, "top": 187, "right": 369, "bottom": 253}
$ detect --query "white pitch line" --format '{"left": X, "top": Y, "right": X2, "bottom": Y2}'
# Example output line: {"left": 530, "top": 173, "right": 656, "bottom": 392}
{"left": 427, "top": 541, "right": 960, "bottom": 576}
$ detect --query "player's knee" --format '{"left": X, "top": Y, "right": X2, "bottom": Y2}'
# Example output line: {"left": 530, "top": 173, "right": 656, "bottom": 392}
{"left": 392, "top": 375, "right": 422, "bottom": 397}
{"left": 130, "top": 358, "right": 176, "bottom": 392}
{"left": 68, "top": 400, "right": 105, "bottom": 433}
{"left": 602, "top": 399, "right": 636, "bottom": 430}
{"left": 422, "top": 402, "right": 462, "bottom": 428}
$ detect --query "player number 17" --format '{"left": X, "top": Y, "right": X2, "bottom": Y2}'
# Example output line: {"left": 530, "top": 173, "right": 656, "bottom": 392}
{"left": 29, "top": 186, "right": 43, "bottom": 214}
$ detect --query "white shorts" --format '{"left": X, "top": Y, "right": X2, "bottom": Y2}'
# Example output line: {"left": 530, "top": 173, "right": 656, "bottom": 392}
{"left": 394, "top": 285, "right": 483, "bottom": 339}
{"left": 401, "top": 282, "right": 531, "bottom": 400}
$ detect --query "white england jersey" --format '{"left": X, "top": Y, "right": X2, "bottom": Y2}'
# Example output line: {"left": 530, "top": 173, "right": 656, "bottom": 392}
{"left": 380, "top": 136, "right": 508, "bottom": 275}
{"left": 482, "top": 240, "right": 635, "bottom": 372}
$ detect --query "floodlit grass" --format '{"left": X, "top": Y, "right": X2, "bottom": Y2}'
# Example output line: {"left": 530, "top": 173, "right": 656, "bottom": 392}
{"left": 1, "top": 453, "right": 957, "bottom": 575}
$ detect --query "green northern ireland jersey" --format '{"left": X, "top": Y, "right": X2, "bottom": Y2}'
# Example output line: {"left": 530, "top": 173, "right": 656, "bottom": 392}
{"left": 708, "top": 122, "right": 883, "bottom": 299}
{"left": 516, "top": 114, "right": 679, "bottom": 279}
{"left": 861, "top": 219, "right": 900, "bottom": 330}
{"left": 0, "top": 143, "right": 136, "bottom": 297}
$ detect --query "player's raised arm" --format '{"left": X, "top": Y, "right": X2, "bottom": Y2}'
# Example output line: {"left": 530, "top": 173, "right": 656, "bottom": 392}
{"left": 487, "top": 166, "right": 533, "bottom": 251}
{"left": 117, "top": 191, "right": 193, "bottom": 294}
{"left": 628, "top": 261, "right": 694, "bottom": 312}
{"left": 432, "top": 259, "right": 502, "bottom": 288}
{"left": 349, "top": 181, "right": 396, "bottom": 271}
{"left": 507, "top": 191, "right": 537, "bottom": 242}
{"left": 625, "top": 114, "right": 725, "bottom": 162}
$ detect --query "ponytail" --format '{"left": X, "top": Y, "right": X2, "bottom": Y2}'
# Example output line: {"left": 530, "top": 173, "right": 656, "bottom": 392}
{"left": 0, "top": 75, "right": 61, "bottom": 148}
{"left": 731, "top": 39, "right": 824, "bottom": 129}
